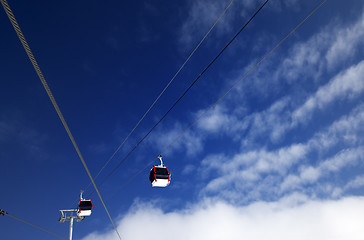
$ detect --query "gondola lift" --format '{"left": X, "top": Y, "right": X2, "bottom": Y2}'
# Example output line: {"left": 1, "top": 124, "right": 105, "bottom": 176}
{"left": 77, "top": 191, "right": 93, "bottom": 217}
{"left": 149, "top": 155, "right": 171, "bottom": 187}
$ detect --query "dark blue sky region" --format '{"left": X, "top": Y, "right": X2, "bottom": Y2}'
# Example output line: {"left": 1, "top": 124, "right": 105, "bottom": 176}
{"left": 1, "top": 0, "right": 364, "bottom": 239}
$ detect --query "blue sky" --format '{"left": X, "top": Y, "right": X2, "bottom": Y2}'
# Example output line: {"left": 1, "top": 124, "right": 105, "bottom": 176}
{"left": 1, "top": 0, "right": 364, "bottom": 239}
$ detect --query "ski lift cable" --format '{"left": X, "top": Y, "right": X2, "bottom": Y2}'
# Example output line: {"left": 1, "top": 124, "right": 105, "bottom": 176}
{"left": 0, "top": 1, "right": 122, "bottom": 239}
{"left": 89, "top": 0, "right": 271, "bottom": 194}
{"left": 162, "top": 0, "right": 329, "bottom": 160}
{"left": 105, "top": 0, "right": 328, "bottom": 199}
{"left": 1, "top": 209, "right": 67, "bottom": 239}
{"left": 83, "top": 0, "right": 236, "bottom": 193}
{"left": 161, "top": 0, "right": 328, "bottom": 155}
{"left": 106, "top": 157, "right": 157, "bottom": 200}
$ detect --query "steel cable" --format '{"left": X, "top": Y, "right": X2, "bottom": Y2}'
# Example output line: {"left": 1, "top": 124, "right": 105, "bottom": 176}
{"left": 83, "top": 0, "right": 235, "bottom": 193}
{"left": 1, "top": 210, "right": 67, "bottom": 239}
{"left": 106, "top": 0, "right": 328, "bottom": 198}
{"left": 0, "top": 0, "right": 122, "bottom": 239}
{"left": 91, "top": 0, "right": 271, "bottom": 194}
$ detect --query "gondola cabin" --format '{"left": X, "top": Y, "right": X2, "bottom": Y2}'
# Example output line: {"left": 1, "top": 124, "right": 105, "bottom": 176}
{"left": 149, "top": 165, "right": 171, "bottom": 187}
{"left": 77, "top": 199, "right": 93, "bottom": 217}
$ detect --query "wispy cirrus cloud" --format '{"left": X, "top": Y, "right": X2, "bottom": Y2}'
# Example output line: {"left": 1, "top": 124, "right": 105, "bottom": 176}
{"left": 281, "top": 147, "right": 364, "bottom": 193}
{"left": 325, "top": 11, "right": 364, "bottom": 70}
{"left": 192, "top": 57, "right": 364, "bottom": 147}
{"left": 148, "top": 9, "right": 364, "bottom": 167}
{"left": 178, "top": 0, "right": 307, "bottom": 49}
{"left": 174, "top": 8, "right": 364, "bottom": 150}
{"left": 141, "top": 0, "right": 364, "bottom": 204}
{"left": 344, "top": 175, "right": 364, "bottom": 192}
{"left": 79, "top": 4, "right": 364, "bottom": 240}
{"left": 178, "top": 0, "right": 257, "bottom": 47}
{"left": 292, "top": 60, "right": 364, "bottom": 126}
{"left": 149, "top": 122, "right": 204, "bottom": 157}
{"left": 276, "top": 9, "right": 364, "bottom": 83}
{"left": 198, "top": 103, "right": 364, "bottom": 203}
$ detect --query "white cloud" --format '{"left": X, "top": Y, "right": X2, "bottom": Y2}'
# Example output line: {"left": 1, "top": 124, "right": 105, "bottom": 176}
{"left": 279, "top": 31, "right": 328, "bottom": 82}
{"left": 309, "top": 103, "right": 364, "bottom": 150}
{"left": 82, "top": 196, "right": 364, "bottom": 240}
{"left": 201, "top": 143, "right": 308, "bottom": 200}
{"left": 149, "top": 122, "right": 204, "bottom": 156}
{"left": 326, "top": 11, "right": 364, "bottom": 70}
{"left": 246, "top": 57, "right": 364, "bottom": 143}
{"left": 231, "top": 57, "right": 364, "bottom": 145}
{"left": 201, "top": 143, "right": 307, "bottom": 179}
{"left": 292, "top": 60, "right": 364, "bottom": 125}
{"left": 223, "top": 10, "right": 364, "bottom": 143}
{"left": 320, "top": 148, "right": 363, "bottom": 172}
{"left": 181, "top": 164, "right": 196, "bottom": 175}
{"left": 172, "top": 0, "right": 364, "bottom": 150}
{"left": 178, "top": 0, "right": 308, "bottom": 48}
{"left": 197, "top": 106, "right": 231, "bottom": 133}
{"left": 277, "top": 9, "right": 364, "bottom": 83}
{"left": 269, "top": 0, "right": 302, "bottom": 12}
{"left": 244, "top": 97, "right": 292, "bottom": 143}
{"left": 299, "top": 166, "right": 321, "bottom": 182}
{"left": 193, "top": 56, "right": 364, "bottom": 147}
{"left": 179, "top": 0, "right": 231, "bottom": 47}
{"left": 344, "top": 175, "right": 364, "bottom": 191}
{"left": 196, "top": 105, "right": 249, "bottom": 139}
{"left": 199, "top": 104, "right": 364, "bottom": 202}
{"left": 280, "top": 147, "right": 364, "bottom": 193}
{"left": 178, "top": 0, "right": 260, "bottom": 47}
{"left": 138, "top": 1, "right": 364, "bottom": 215}
{"left": 163, "top": 2, "right": 364, "bottom": 154}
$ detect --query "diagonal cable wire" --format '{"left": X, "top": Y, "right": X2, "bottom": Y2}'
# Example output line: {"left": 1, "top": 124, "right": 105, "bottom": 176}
{"left": 105, "top": 0, "right": 328, "bottom": 198}
{"left": 0, "top": 0, "right": 122, "bottom": 239}
{"left": 1, "top": 210, "right": 67, "bottom": 239}
{"left": 83, "top": 0, "right": 235, "bottom": 193}
{"left": 106, "top": 157, "right": 158, "bottom": 200}
{"left": 162, "top": 0, "right": 328, "bottom": 160}
{"left": 92, "top": 0, "right": 271, "bottom": 193}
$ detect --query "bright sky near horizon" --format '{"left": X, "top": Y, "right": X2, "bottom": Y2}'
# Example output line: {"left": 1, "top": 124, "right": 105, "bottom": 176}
{"left": 1, "top": 0, "right": 364, "bottom": 239}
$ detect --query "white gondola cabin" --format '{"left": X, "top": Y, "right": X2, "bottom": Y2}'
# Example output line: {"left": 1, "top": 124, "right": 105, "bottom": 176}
{"left": 149, "top": 155, "right": 171, "bottom": 187}
{"left": 77, "top": 192, "right": 93, "bottom": 217}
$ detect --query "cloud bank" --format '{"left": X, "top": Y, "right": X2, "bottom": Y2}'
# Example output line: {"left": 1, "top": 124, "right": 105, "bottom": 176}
{"left": 83, "top": 196, "right": 364, "bottom": 240}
